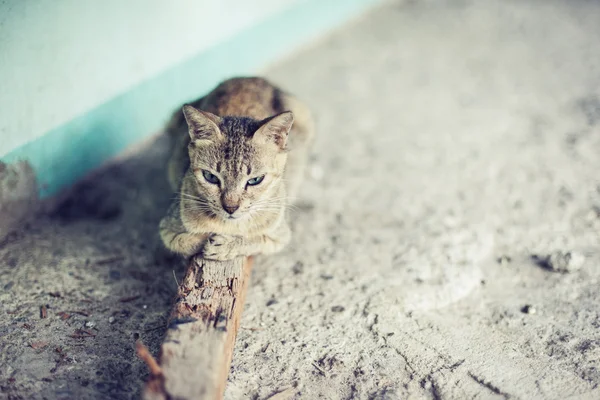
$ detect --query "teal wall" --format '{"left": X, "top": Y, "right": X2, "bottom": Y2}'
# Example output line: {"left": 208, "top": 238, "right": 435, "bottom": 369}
{"left": 0, "top": 0, "right": 298, "bottom": 156}
{"left": 1, "top": 0, "right": 378, "bottom": 197}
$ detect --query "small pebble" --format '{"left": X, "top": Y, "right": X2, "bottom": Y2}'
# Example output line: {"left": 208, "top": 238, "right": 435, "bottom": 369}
{"left": 143, "top": 305, "right": 147, "bottom": 309}
{"left": 497, "top": 255, "right": 512, "bottom": 265}
{"left": 586, "top": 206, "right": 600, "bottom": 221}
{"left": 108, "top": 317, "right": 115, "bottom": 324}
{"left": 85, "top": 321, "right": 95, "bottom": 328}
{"left": 521, "top": 305, "right": 536, "bottom": 314}
{"left": 535, "top": 251, "right": 585, "bottom": 273}
{"left": 292, "top": 261, "right": 304, "bottom": 275}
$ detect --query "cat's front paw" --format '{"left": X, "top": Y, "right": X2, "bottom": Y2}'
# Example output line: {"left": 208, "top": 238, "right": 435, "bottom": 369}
{"left": 202, "top": 234, "right": 243, "bottom": 261}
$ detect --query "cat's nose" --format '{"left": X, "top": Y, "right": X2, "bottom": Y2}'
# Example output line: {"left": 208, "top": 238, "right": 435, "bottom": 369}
{"left": 223, "top": 204, "right": 239, "bottom": 215}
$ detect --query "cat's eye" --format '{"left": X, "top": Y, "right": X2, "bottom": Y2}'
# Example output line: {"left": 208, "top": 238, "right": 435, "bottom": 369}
{"left": 202, "top": 170, "right": 220, "bottom": 185}
{"left": 247, "top": 175, "right": 265, "bottom": 186}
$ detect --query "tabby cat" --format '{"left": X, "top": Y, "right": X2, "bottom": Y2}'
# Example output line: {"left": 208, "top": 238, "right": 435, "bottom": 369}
{"left": 159, "top": 77, "right": 314, "bottom": 261}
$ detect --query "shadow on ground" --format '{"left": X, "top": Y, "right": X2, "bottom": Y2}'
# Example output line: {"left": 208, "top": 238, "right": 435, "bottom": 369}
{"left": 0, "top": 135, "right": 180, "bottom": 399}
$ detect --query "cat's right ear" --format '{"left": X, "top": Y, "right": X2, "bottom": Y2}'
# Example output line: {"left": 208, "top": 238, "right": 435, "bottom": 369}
{"left": 182, "top": 105, "right": 222, "bottom": 142}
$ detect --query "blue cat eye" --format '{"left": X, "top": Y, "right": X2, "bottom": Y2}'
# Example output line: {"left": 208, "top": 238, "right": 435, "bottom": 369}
{"left": 247, "top": 175, "right": 265, "bottom": 186}
{"left": 202, "top": 170, "right": 220, "bottom": 185}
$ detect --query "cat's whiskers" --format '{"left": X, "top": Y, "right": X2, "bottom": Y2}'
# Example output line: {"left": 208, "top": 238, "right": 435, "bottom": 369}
{"left": 175, "top": 199, "right": 211, "bottom": 209}
{"left": 180, "top": 195, "right": 214, "bottom": 210}
{"left": 183, "top": 205, "right": 213, "bottom": 213}
{"left": 176, "top": 192, "right": 208, "bottom": 201}
{"left": 251, "top": 199, "right": 296, "bottom": 211}
{"left": 251, "top": 196, "right": 291, "bottom": 207}
{"left": 245, "top": 209, "right": 266, "bottom": 233}
{"left": 182, "top": 201, "right": 211, "bottom": 208}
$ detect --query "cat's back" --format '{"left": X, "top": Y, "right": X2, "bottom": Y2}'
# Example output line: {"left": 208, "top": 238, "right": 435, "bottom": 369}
{"left": 166, "top": 77, "right": 284, "bottom": 137}
{"left": 201, "top": 77, "right": 283, "bottom": 120}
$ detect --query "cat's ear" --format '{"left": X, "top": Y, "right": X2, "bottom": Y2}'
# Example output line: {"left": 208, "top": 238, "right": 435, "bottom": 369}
{"left": 253, "top": 111, "right": 294, "bottom": 150}
{"left": 182, "top": 105, "right": 222, "bottom": 142}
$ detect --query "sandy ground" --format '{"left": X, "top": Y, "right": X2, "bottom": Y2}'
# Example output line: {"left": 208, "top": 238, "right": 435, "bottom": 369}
{"left": 1, "top": 0, "right": 600, "bottom": 399}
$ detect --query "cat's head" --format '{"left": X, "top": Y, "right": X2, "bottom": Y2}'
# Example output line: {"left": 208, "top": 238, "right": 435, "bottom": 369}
{"left": 182, "top": 104, "right": 293, "bottom": 224}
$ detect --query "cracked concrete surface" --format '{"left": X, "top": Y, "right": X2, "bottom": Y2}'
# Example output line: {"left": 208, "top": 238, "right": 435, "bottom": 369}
{"left": 1, "top": 0, "right": 600, "bottom": 399}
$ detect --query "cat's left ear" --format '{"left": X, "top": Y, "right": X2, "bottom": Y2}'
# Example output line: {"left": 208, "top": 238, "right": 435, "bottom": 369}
{"left": 253, "top": 111, "right": 294, "bottom": 150}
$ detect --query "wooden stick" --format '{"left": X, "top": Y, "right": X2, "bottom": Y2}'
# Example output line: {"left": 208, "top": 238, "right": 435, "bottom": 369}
{"left": 141, "top": 255, "right": 254, "bottom": 400}
{"left": 136, "top": 341, "right": 162, "bottom": 377}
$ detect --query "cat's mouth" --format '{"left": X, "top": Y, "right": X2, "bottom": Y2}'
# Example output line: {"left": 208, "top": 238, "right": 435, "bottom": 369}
{"left": 223, "top": 213, "right": 244, "bottom": 221}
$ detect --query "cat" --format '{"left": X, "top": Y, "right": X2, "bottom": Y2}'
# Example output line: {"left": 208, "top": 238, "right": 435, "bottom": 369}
{"left": 159, "top": 77, "right": 315, "bottom": 261}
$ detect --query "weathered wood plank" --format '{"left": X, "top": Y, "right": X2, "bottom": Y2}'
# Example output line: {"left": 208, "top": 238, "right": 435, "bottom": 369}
{"left": 141, "top": 255, "right": 254, "bottom": 400}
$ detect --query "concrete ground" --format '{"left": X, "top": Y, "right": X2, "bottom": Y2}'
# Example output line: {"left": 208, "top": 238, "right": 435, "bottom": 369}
{"left": 1, "top": 0, "right": 600, "bottom": 399}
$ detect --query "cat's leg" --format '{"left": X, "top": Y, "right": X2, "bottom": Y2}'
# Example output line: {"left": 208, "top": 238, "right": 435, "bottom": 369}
{"left": 159, "top": 201, "right": 209, "bottom": 257}
{"left": 202, "top": 221, "right": 291, "bottom": 261}
{"left": 281, "top": 93, "right": 315, "bottom": 201}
